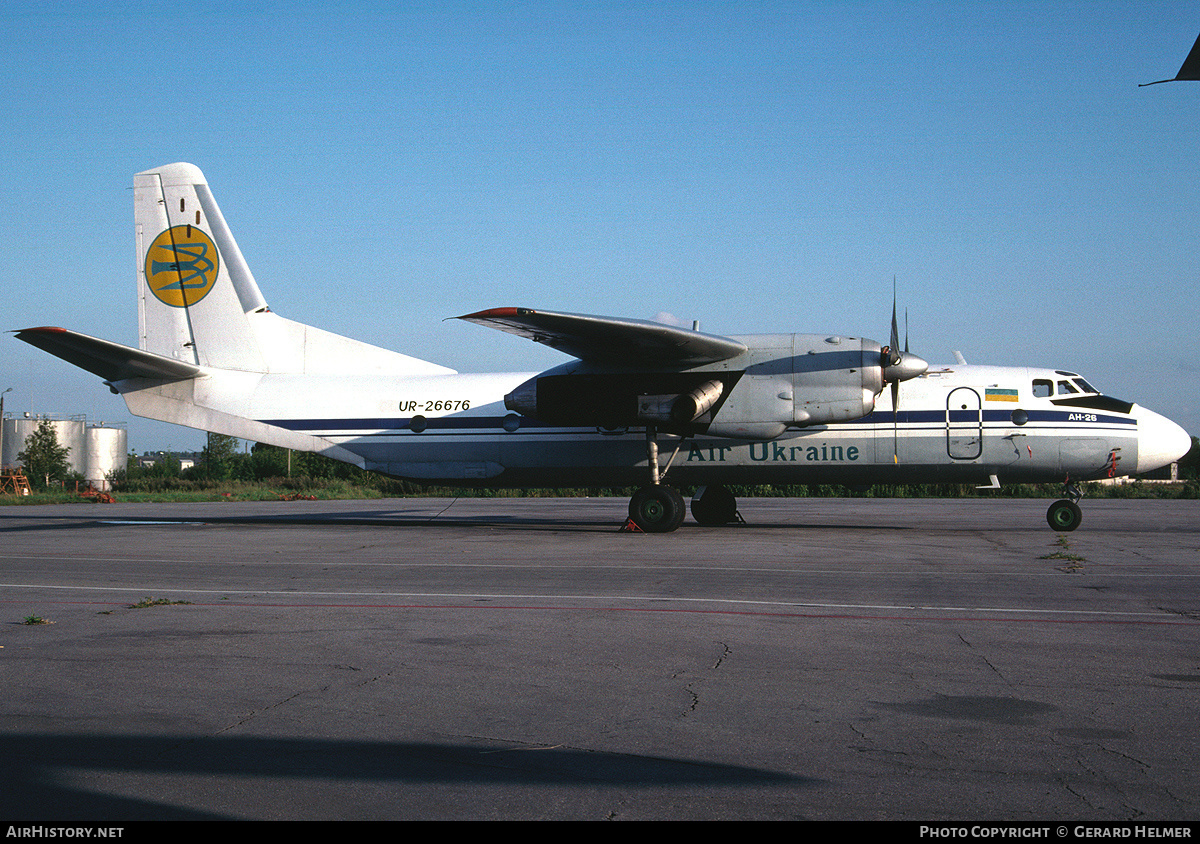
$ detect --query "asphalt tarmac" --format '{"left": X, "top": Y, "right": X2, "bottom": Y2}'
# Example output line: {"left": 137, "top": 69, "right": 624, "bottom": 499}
{"left": 0, "top": 496, "right": 1197, "bottom": 821}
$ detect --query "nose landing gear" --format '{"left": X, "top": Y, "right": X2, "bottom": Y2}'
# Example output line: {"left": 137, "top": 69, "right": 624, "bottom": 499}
{"left": 1046, "top": 479, "right": 1083, "bottom": 532}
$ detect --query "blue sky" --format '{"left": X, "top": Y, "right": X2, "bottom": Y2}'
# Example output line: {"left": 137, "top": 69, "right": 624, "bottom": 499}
{"left": 1, "top": 0, "right": 1197, "bottom": 452}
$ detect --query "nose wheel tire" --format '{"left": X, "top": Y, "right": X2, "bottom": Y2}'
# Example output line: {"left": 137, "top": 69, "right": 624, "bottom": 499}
{"left": 629, "top": 485, "right": 686, "bottom": 533}
{"left": 1046, "top": 499, "right": 1082, "bottom": 532}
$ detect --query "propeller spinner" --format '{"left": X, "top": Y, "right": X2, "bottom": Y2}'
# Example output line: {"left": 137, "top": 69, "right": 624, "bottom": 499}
{"left": 881, "top": 299, "right": 927, "bottom": 386}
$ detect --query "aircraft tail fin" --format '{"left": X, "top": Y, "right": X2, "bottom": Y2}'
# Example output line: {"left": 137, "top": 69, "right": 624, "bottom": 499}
{"left": 135, "top": 163, "right": 269, "bottom": 370}
{"left": 133, "top": 163, "right": 453, "bottom": 376}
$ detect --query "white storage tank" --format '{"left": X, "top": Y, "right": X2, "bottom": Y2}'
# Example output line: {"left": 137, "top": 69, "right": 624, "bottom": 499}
{"left": 55, "top": 418, "right": 87, "bottom": 476}
{"left": 85, "top": 424, "right": 128, "bottom": 491}
{"left": 1, "top": 417, "right": 40, "bottom": 468}
{"left": 3, "top": 416, "right": 85, "bottom": 474}
{"left": 2, "top": 415, "right": 112, "bottom": 481}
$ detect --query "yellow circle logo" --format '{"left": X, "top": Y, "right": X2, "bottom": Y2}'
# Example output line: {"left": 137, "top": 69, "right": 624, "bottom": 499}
{"left": 145, "top": 225, "right": 220, "bottom": 308}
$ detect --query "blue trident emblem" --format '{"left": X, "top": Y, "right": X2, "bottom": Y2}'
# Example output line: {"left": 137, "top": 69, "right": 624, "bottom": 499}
{"left": 151, "top": 240, "right": 216, "bottom": 290}
{"left": 145, "top": 225, "right": 219, "bottom": 307}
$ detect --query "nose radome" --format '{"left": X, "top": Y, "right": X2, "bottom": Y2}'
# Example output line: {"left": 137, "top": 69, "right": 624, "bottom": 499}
{"left": 1136, "top": 406, "right": 1192, "bottom": 474}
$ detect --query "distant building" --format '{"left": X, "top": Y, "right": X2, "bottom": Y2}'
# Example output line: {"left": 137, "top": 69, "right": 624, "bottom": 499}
{"left": 136, "top": 452, "right": 198, "bottom": 472}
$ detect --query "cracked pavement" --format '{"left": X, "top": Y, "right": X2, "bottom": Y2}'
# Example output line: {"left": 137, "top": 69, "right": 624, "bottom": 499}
{"left": 0, "top": 497, "right": 1197, "bottom": 820}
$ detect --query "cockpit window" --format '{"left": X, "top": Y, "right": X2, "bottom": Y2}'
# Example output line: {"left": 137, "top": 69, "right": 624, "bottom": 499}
{"left": 1072, "top": 378, "right": 1096, "bottom": 394}
{"left": 1032, "top": 379, "right": 1052, "bottom": 398}
{"left": 1057, "top": 380, "right": 1079, "bottom": 395}
{"left": 1051, "top": 394, "right": 1135, "bottom": 414}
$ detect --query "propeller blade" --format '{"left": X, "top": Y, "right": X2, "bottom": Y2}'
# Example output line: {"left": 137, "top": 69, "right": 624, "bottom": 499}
{"left": 889, "top": 283, "right": 901, "bottom": 365}
{"left": 892, "top": 379, "right": 899, "bottom": 464}
{"left": 892, "top": 282, "right": 899, "bottom": 463}
{"left": 883, "top": 282, "right": 925, "bottom": 464}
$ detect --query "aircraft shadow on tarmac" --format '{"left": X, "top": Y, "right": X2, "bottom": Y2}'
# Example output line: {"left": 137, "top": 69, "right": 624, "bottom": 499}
{"left": 0, "top": 733, "right": 814, "bottom": 820}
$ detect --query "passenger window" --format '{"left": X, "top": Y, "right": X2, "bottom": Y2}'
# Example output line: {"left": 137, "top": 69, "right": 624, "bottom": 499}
{"left": 1032, "top": 379, "right": 1052, "bottom": 398}
{"left": 1057, "top": 381, "right": 1078, "bottom": 395}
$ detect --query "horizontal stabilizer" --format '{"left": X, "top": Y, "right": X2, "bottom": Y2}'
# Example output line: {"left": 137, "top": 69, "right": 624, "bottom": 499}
{"left": 15, "top": 327, "right": 203, "bottom": 382}
{"left": 458, "top": 307, "right": 747, "bottom": 366}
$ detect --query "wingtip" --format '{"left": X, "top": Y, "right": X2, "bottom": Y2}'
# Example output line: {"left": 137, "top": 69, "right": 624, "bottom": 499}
{"left": 14, "top": 326, "right": 68, "bottom": 336}
{"left": 457, "top": 307, "right": 528, "bottom": 321}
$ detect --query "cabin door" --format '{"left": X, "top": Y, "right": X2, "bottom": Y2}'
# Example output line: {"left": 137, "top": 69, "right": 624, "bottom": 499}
{"left": 947, "top": 387, "right": 982, "bottom": 460}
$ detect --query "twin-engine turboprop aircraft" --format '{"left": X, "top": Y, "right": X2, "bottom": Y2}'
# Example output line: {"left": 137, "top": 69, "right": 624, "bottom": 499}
{"left": 17, "top": 163, "right": 1192, "bottom": 532}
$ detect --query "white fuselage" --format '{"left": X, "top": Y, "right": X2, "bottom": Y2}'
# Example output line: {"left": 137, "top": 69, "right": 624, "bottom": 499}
{"left": 119, "top": 360, "right": 1185, "bottom": 488}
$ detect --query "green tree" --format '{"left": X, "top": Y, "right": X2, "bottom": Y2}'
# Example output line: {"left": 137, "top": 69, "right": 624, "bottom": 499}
{"left": 249, "top": 442, "right": 291, "bottom": 479}
{"left": 199, "top": 432, "right": 240, "bottom": 480}
{"left": 18, "top": 420, "right": 71, "bottom": 487}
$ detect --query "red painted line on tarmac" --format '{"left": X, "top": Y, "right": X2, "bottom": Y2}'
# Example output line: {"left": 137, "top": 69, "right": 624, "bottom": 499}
{"left": 1, "top": 598, "right": 1194, "bottom": 626}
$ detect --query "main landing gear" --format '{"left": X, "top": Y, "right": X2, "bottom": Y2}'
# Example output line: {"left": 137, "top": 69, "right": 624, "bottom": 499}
{"left": 625, "top": 427, "right": 742, "bottom": 532}
{"left": 1046, "top": 479, "right": 1084, "bottom": 532}
{"left": 628, "top": 484, "right": 686, "bottom": 533}
{"left": 625, "top": 426, "right": 685, "bottom": 532}
{"left": 690, "top": 484, "right": 741, "bottom": 526}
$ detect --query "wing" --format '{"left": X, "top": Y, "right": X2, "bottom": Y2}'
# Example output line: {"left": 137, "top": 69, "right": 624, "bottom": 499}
{"left": 1178, "top": 32, "right": 1200, "bottom": 80}
{"left": 15, "top": 327, "right": 203, "bottom": 382}
{"left": 1140, "top": 31, "right": 1200, "bottom": 85}
{"left": 457, "top": 308, "right": 747, "bottom": 366}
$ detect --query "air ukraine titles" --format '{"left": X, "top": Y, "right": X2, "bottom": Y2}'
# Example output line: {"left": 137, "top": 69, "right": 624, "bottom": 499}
{"left": 687, "top": 442, "right": 862, "bottom": 463}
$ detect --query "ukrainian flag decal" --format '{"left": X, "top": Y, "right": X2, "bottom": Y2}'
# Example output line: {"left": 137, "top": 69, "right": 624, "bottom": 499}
{"left": 145, "top": 225, "right": 220, "bottom": 308}
{"left": 985, "top": 388, "right": 1019, "bottom": 402}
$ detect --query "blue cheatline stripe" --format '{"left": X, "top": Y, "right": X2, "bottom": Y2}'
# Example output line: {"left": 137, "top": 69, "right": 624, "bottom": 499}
{"left": 262, "top": 416, "right": 548, "bottom": 432}
{"left": 860, "top": 410, "right": 1135, "bottom": 426}
{"left": 833, "top": 410, "right": 1135, "bottom": 427}
{"left": 261, "top": 407, "right": 1138, "bottom": 436}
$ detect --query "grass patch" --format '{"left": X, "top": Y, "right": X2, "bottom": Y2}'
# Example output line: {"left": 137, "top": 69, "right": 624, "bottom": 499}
{"left": 1040, "top": 549, "right": 1087, "bottom": 562}
{"left": 1040, "top": 535, "right": 1087, "bottom": 567}
{"left": 22, "top": 615, "right": 51, "bottom": 625}
{"left": 127, "top": 597, "right": 193, "bottom": 609}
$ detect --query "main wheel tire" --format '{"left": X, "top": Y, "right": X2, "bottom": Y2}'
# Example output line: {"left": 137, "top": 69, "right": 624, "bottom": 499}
{"left": 629, "top": 485, "right": 686, "bottom": 533}
{"left": 690, "top": 484, "right": 738, "bottom": 526}
{"left": 1046, "top": 499, "right": 1083, "bottom": 532}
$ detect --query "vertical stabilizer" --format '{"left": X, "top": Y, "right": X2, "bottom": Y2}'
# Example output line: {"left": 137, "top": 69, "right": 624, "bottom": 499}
{"left": 135, "top": 163, "right": 268, "bottom": 370}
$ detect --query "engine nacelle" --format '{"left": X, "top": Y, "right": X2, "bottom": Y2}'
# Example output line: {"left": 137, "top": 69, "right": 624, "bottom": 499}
{"left": 503, "top": 334, "right": 904, "bottom": 440}
{"left": 704, "top": 335, "right": 885, "bottom": 438}
{"left": 504, "top": 370, "right": 735, "bottom": 431}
